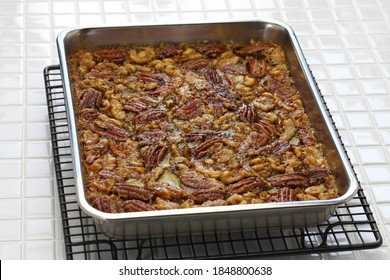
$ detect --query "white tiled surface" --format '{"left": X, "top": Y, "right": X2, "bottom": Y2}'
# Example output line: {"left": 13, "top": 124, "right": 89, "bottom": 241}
{"left": 0, "top": 0, "right": 390, "bottom": 260}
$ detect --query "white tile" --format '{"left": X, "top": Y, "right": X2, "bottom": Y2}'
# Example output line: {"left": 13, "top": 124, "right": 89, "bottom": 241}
{"left": 371, "top": 186, "right": 390, "bottom": 204}
{"left": 0, "top": 30, "right": 23, "bottom": 43}
{"left": 128, "top": 0, "right": 153, "bottom": 12}
{"left": 0, "top": 160, "right": 22, "bottom": 178}
{"left": 379, "top": 130, "right": 390, "bottom": 145}
{"left": 26, "top": 15, "right": 50, "bottom": 28}
{"left": 79, "top": 14, "right": 104, "bottom": 25}
{"left": 0, "top": 59, "right": 23, "bottom": 73}
{"left": 24, "top": 159, "right": 52, "bottom": 178}
{"left": 357, "top": 147, "right": 389, "bottom": 165}
{"left": 0, "top": 242, "right": 21, "bottom": 260}
{"left": 24, "top": 198, "right": 54, "bottom": 218}
{"left": 24, "top": 241, "right": 55, "bottom": 260}
{"left": 0, "top": 199, "right": 21, "bottom": 219}
{"left": 24, "top": 219, "right": 54, "bottom": 240}
{"left": 377, "top": 205, "right": 390, "bottom": 224}
{"left": 24, "top": 106, "right": 49, "bottom": 123}
{"left": 78, "top": 0, "right": 102, "bottom": 13}
{"left": 364, "top": 166, "right": 390, "bottom": 184}
{"left": 25, "top": 123, "right": 50, "bottom": 140}
{"left": 26, "top": 1, "right": 50, "bottom": 14}
{"left": 327, "top": 65, "right": 355, "bottom": 80}
{"left": 24, "top": 178, "right": 53, "bottom": 198}
{"left": 25, "top": 29, "right": 51, "bottom": 43}
{"left": 317, "top": 37, "right": 343, "bottom": 49}
{"left": 0, "top": 220, "right": 21, "bottom": 241}
{"left": 0, "top": 2, "right": 24, "bottom": 14}
{"left": 0, "top": 75, "right": 22, "bottom": 89}
{"left": 367, "top": 95, "right": 390, "bottom": 111}
{"left": 332, "top": 80, "right": 361, "bottom": 95}
{"left": 0, "top": 106, "right": 22, "bottom": 123}
{"left": 102, "top": 1, "right": 127, "bottom": 13}
{"left": 308, "top": 9, "right": 333, "bottom": 21}
{"left": 24, "top": 141, "right": 51, "bottom": 158}
{"left": 204, "top": 0, "right": 228, "bottom": 10}
{"left": 351, "top": 130, "right": 382, "bottom": 146}
{"left": 228, "top": 0, "right": 252, "bottom": 10}
{"left": 374, "top": 112, "right": 390, "bottom": 128}
{"left": 360, "top": 80, "right": 389, "bottom": 95}
{"left": 154, "top": 0, "right": 178, "bottom": 11}
{"left": 339, "top": 96, "right": 368, "bottom": 112}
{"left": 0, "top": 90, "right": 22, "bottom": 105}
{"left": 179, "top": 0, "right": 203, "bottom": 11}
{"left": 345, "top": 113, "right": 374, "bottom": 129}
{"left": 349, "top": 50, "right": 376, "bottom": 64}
{"left": 0, "top": 44, "right": 23, "bottom": 58}
{"left": 53, "top": 14, "right": 77, "bottom": 27}
{"left": 0, "top": 179, "right": 21, "bottom": 198}
{"left": 354, "top": 64, "right": 383, "bottom": 79}
{"left": 0, "top": 142, "right": 22, "bottom": 159}
{"left": 0, "top": 124, "right": 22, "bottom": 140}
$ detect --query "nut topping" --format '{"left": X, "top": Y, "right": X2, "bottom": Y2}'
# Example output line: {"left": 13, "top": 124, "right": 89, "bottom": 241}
{"left": 144, "top": 145, "right": 169, "bottom": 169}
{"left": 113, "top": 184, "right": 153, "bottom": 201}
{"left": 132, "top": 109, "right": 166, "bottom": 124}
{"left": 227, "top": 177, "right": 266, "bottom": 194}
{"left": 124, "top": 200, "right": 155, "bottom": 212}
{"left": 70, "top": 40, "right": 339, "bottom": 212}
{"left": 174, "top": 99, "right": 203, "bottom": 120}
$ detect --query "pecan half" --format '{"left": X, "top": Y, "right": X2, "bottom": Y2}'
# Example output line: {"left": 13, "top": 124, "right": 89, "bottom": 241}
{"left": 253, "top": 120, "right": 279, "bottom": 138}
{"left": 248, "top": 58, "right": 267, "bottom": 77}
{"left": 132, "top": 109, "right": 166, "bottom": 124}
{"left": 105, "top": 124, "right": 131, "bottom": 141}
{"left": 237, "top": 42, "right": 273, "bottom": 56}
{"left": 91, "top": 195, "right": 119, "bottom": 213}
{"left": 297, "top": 127, "right": 316, "bottom": 146}
{"left": 180, "top": 171, "right": 220, "bottom": 189}
{"left": 113, "top": 184, "right": 153, "bottom": 201}
{"left": 196, "top": 43, "right": 226, "bottom": 58}
{"left": 266, "top": 78, "right": 296, "bottom": 99}
{"left": 192, "top": 138, "right": 221, "bottom": 159}
{"left": 239, "top": 104, "right": 258, "bottom": 122}
{"left": 183, "top": 130, "right": 220, "bottom": 142}
{"left": 157, "top": 46, "right": 179, "bottom": 59}
{"left": 136, "top": 72, "right": 165, "bottom": 84}
{"left": 174, "top": 99, "right": 203, "bottom": 120}
{"left": 80, "top": 108, "right": 98, "bottom": 120}
{"left": 144, "top": 145, "right": 169, "bottom": 169}
{"left": 136, "top": 130, "right": 167, "bottom": 145}
{"left": 257, "top": 140, "right": 291, "bottom": 156}
{"left": 221, "top": 64, "right": 248, "bottom": 75}
{"left": 191, "top": 188, "right": 225, "bottom": 204}
{"left": 274, "top": 187, "right": 296, "bottom": 202}
{"left": 98, "top": 170, "right": 123, "bottom": 182}
{"left": 182, "top": 58, "right": 209, "bottom": 70}
{"left": 123, "top": 200, "right": 155, "bottom": 212}
{"left": 227, "top": 177, "right": 266, "bottom": 194}
{"left": 94, "top": 48, "right": 126, "bottom": 64}
{"left": 267, "top": 172, "right": 308, "bottom": 188}
{"left": 124, "top": 99, "right": 148, "bottom": 112}
{"left": 80, "top": 88, "right": 102, "bottom": 109}
{"left": 92, "top": 123, "right": 130, "bottom": 141}
{"left": 303, "top": 168, "right": 330, "bottom": 184}
{"left": 204, "top": 67, "right": 223, "bottom": 84}
{"left": 86, "top": 72, "right": 120, "bottom": 81}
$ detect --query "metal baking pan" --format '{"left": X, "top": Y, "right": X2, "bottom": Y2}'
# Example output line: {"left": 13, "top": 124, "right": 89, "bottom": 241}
{"left": 56, "top": 20, "right": 359, "bottom": 239}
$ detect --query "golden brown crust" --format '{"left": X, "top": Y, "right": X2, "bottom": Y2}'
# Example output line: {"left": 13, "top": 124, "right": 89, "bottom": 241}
{"left": 68, "top": 40, "right": 339, "bottom": 213}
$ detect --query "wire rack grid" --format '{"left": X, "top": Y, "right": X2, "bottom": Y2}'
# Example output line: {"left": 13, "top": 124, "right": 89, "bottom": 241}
{"left": 44, "top": 65, "right": 382, "bottom": 260}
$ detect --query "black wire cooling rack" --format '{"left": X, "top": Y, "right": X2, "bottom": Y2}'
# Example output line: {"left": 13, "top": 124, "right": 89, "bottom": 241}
{"left": 44, "top": 65, "right": 382, "bottom": 260}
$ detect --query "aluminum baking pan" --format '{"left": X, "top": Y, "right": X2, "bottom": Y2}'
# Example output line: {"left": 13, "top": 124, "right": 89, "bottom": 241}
{"left": 56, "top": 20, "right": 359, "bottom": 239}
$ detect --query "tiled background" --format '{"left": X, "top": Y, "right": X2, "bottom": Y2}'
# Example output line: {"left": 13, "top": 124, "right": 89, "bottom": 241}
{"left": 0, "top": 0, "right": 389, "bottom": 260}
